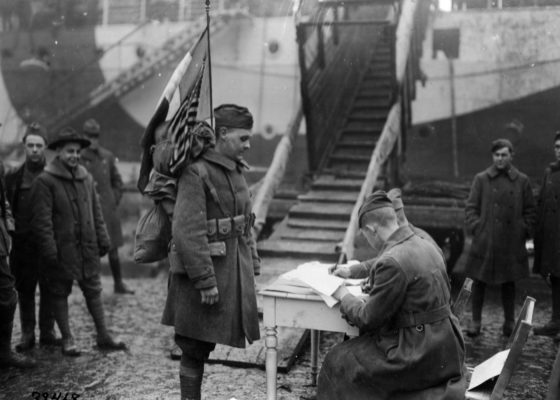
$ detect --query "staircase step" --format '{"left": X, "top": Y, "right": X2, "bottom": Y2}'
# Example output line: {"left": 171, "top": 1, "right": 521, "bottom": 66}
{"left": 361, "top": 79, "right": 393, "bottom": 89}
{"left": 353, "top": 98, "right": 391, "bottom": 109}
{"left": 312, "top": 176, "right": 364, "bottom": 191}
{"left": 330, "top": 147, "right": 374, "bottom": 159}
{"left": 287, "top": 218, "right": 349, "bottom": 231}
{"left": 298, "top": 190, "right": 360, "bottom": 204}
{"left": 257, "top": 239, "right": 339, "bottom": 262}
{"left": 347, "top": 110, "right": 389, "bottom": 121}
{"left": 337, "top": 138, "right": 378, "bottom": 147}
{"left": 342, "top": 122, "right": 385, "bottom": 136}
{"left": 279, "top": 227, "right": 345, "bottom": 242}
{"left": 320, "top": 168, "right": 368, "bottom": 179}
{"left": 289, "top": 202, "right": 354, "bottom": 220}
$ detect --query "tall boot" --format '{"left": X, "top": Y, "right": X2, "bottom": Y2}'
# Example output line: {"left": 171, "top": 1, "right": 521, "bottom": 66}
{"left": 535, "top": 276, "right": 560, "bottom": 336}
{"left": 179, "top": 356, "right": 204, "bottom": 400}
{"left": 38, "top": 288, "right": 61, "bottom": 346}
{"left": 0, "top": 304, "right": 36, "bottom": 368}
{"left": 466, "top": 279, "right": 485, "bottom": 337}
{"left": 51, "top": 296, "right": 80, "bottom": 357}
{"left": 502, "top": 281, "right": 516, "bottom": 337}
{"left": 85, "top": 296, "right": 126, "bottom": 351}
{"left": 15, "top": 293, "right": 35, "bottom": 352}
{"left": 109, "top": 249, "right": 134, "bottom": 294}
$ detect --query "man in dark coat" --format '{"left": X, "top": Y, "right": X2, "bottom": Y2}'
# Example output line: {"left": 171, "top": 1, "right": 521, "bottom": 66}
{"left": 30, "top": 127, "right": 126, "bottom": 356}
{"left": 534, "top": 131, "right": 560, "bottom": 337}
{"left": 80, "top": 118, "right": 133, "bottom": 294}
{"left": 162, "top": 105, "right": 260, "bottom": 400}
{"left": 0, "top": 161, "right": 35, "bottom": 368}
{"left": 5, "top": 122, "right": 59, "bottom": 352}
{"left": 317, "top": 191, "right": 466, "bottom": 400}
{"left": 464, "top": 138, "right": 536, "bottom": 337}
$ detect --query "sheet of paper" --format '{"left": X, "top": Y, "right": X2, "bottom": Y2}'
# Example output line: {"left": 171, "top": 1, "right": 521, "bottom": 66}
{"left": 467, "top": 349, "right": 510, "bottom": 391}
{"left": 283, "top": 261, "right": 344, "bottom": 297}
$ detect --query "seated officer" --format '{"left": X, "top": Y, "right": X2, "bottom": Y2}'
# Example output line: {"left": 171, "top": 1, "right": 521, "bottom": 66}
{"left": 317, "top": 191, "right": 466, "bottom": 400}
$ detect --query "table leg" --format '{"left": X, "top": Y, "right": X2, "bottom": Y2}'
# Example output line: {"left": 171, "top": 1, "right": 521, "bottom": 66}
{"left": 310, "top": 329, "right": 320, "bottom": 386}
{"left": 265, "top": 325, "right": 278, "bottom": 400}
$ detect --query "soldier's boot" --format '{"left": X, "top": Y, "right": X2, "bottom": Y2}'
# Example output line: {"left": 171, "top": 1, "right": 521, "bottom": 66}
{"left": 51, "top": 297, "right": 80, "bottom": 357}
{"left": 0, "top": 304, "right": 36, "bottom": 368}
{"left": 466, "top": 280, "right": 485, "bottom": 337}
{"left": 38, "top": 291, "right": 61, "bottom": 346}
{"left": 85, "top": 296, "right": 126, "bottom": 351}
{"left": 535, "top": 277, "right": 560, "bottom": 336}
{"left": 502, "top": 281, "right": 516, "bottom": 337}
{"left": 179, "top": 356, "right": 204, "bottom": 400}
{"left": 15, "top": 295, "right": 35, "bottom": 352}
{"left": 109, "top": 249, "right": 134, "bottom": 295}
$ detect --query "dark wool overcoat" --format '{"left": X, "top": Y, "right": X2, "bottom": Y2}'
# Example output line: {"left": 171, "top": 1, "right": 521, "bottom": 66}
{"left": 162, "top": 149, "right": 260, "bottom": 348}
{"left": 80, "top": 146, "right": 124, "bottom": 248}
{"left": 30, "top": 158, "right": 110, "bottom": 281}
{"left": 317, "top": 226, "right": 466, "bottom": 400}
{"left": 534, "top": 161, "right": 560, "bottom": 277}
{"left": 5, "top": 161, "right": 44, "bottom": 273}
{"left": 464, "top": 165, "right": 536, "bottom": 284}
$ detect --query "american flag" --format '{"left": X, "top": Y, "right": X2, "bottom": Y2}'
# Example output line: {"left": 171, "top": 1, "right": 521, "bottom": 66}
{"left": 137, "top": 28, "right": 211, "bottom": 193}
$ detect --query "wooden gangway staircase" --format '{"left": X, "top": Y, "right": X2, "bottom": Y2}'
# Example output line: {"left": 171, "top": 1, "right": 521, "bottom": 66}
{"left": 258, "top": 34, "right": 394, "bottom": 262}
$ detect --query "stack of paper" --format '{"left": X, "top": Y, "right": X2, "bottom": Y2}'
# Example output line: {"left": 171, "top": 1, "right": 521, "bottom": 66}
{"left": 266, "top": 261, "right": 366, "bottom": 307}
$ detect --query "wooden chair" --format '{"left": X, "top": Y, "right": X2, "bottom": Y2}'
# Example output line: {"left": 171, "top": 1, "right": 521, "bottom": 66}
{"left": 465, "top": 296, "right": 535, "bottom": 400}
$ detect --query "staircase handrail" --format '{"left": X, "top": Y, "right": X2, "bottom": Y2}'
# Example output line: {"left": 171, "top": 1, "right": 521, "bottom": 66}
{"left": 338, "top": 0, "right": 424, "bottom": 262}
{"left": 45, "top": 9, "right": 246, "bottom": 132}
{"left": 251, "top": 102, "right": 303, "bottom": 239}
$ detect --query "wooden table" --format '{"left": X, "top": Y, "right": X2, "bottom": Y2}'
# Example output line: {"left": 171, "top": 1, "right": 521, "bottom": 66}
{"left": 261, "top": 288, "right": 360, "bottom": 400}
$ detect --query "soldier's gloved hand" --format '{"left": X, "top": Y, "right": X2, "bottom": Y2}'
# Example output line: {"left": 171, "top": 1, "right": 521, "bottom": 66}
{"left": 200, "top": 286, "right": 219, "bottom": 305}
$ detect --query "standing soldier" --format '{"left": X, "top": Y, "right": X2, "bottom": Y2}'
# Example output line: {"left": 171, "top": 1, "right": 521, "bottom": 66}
{"left": 30, "top": 127, "right": 126, "bottom": 356}
{"left": 6, "top": 122, "right": 59, "bottom": 352}
{"left": 534, "top": 131, "right": 560, "bottom": 338}
{"left": 80, "top": 118, "right": 133, "bottom": 294}
{"left": 0, "top": 160, "right": 35, "bottom": 368}
{"left": 464, "top": 138, "right": 536, "bottom": 337}
{"left": 162, "top": 105, "right": 261, "bottom": 400}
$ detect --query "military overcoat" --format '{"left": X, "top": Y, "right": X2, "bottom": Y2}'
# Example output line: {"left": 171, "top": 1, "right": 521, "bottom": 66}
{"left": 464, "top": 165, "right": 536, "bottom": 284}
{"left": 162, "top": 149, "right": 260, "bottom": 348}
{"left": 534, "top": 161, "right": 560, "bottom": 277}
{"left": 80, "top": 146, "right": 124, "bottom": 248}
{"left": 30, "top": 158, "right": 110, "bottom": 281}
{"left": 317, "top": 226, "right": 466, "bottom": 400}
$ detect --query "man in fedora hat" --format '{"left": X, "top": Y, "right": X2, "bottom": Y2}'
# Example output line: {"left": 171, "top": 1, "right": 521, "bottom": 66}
{"left": 30, "top": 127, "right": 126, "bottom": 356}
{"left": 317, "top": 191, "right": 466, "bottom": 400}
{"left": 80, "top": 118, "right": 133, "bottom": 294}
{"left": 5, "top": 122, "right": 59, "bottom": 352}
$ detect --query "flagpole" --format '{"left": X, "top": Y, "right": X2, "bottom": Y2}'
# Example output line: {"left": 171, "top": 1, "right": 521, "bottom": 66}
{"left": 205, "top": 0, "right": 214, "bottom": 128}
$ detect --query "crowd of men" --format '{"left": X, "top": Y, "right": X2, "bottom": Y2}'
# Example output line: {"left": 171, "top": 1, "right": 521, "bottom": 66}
{"left": 2, "top": 107, "right": 560, "bottom": 399}
{"left": 0, "top": 118, "right": 130, "bottom": 367}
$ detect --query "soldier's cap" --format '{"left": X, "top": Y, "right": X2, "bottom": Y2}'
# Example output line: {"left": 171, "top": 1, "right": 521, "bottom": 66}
{"left": 387, "top": 188, "right": 404, "bottom": 210}
{"left": 491, "top": 138, "right": 513, "bottom": 153}
{"left": 83, "top": 118, "right": 101, "bottom": 137}
{"left": 48, "top": 127, "right": 91, "bottom": 150}
{"left": 358, "top": 190, "right": 393, "bottom": 228}
{"left": 214, "top": 104, "right": 253, "bottom": 130}
{"left": 22, "top": 121, "right": 48, "bottom": 144}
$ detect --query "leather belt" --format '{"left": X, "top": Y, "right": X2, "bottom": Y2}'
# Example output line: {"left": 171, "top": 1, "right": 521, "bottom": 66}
{"left": 393, "top": 304, "right": 451, "bottom": 329}
{"left": 206, "top": 214, "right": 255, "bottom": 241}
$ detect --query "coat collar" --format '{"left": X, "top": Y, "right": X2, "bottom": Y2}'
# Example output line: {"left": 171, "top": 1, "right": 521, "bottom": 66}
{"left": 45, "top": 157, "right": 89, "bottom": 180}
{"left": 380, "top": 225, "right": 415, "bottom": 254}
{"left": 202, "top": 148, "right": 249, "bottom": 171}
{"left": 486, "top": 165, "right": 519, "bottom": 181}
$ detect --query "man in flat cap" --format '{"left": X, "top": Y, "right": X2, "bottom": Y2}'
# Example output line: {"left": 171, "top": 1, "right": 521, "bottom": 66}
{"left": 80, "top": 118, "right": 133, "bottom": 294}
{"left": 30, "top": 127, "right": 126, "bottom": 356}
{"left": 332, "top": 188, "right": 443, "bottom": 280}
{"left": 5, "top": 122, "right": 59, "bottom": 352}
{"left": 317, "top": 190, "right": 466, "bottom": 400}
{"left": 162, "top": 104, "right": 260, "bottom": 400}
{"left": 464, "top": 138, "right": 535, "bottom": 337}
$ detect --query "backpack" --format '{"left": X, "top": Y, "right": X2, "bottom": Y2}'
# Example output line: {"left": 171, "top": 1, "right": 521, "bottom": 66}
{"left": 133, "top": 201, "right": 171, "bottom": 263}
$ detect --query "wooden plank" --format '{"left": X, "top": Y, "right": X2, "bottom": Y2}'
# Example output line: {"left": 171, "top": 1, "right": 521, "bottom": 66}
{"left": 312, "top": 176, "right": 363, "bottom": 191}
{"left": 257, "top": 240, "right": 339, "bottom": 261}
{"left": 209, "top": 325, "right": 309, "bottom": 373}
{"left": 279, "top": 227, "right": 345, "bottom": 242}
{"left": 298, "top": 190, "right": 360, "bottom": 203}
{"left": 289, "top": 202, "right": 354, "bottom": 219}
{"left": 287, "top": 218, "right": 349, "bottom": 231}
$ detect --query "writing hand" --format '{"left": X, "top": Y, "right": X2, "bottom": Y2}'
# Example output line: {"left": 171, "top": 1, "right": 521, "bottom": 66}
{"left": 200, "top": 286, "right": 219, "bottom": 305}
